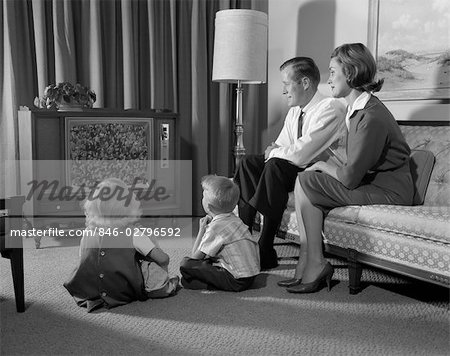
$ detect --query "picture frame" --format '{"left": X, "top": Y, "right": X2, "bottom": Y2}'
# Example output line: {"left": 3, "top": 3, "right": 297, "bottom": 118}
{"left": 368, "top": 0, "right": 450, "bottom": 101}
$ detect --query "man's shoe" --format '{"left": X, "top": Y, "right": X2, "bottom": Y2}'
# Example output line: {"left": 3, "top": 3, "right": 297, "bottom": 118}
{"left": 260, "top": 259, "right": 279, "bottom": 271}
{"left": 277, "top": 278, "right": 301, "bottom": 287}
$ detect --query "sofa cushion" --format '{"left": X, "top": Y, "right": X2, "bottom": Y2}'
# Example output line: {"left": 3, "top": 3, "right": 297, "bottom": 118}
{"left": 328, "top": 205, "right": 450, "bottom": 245}
{"left": 409, "top": 149, "right": 435, "bottom": 205}
{"left": 400, "top": 125, "right": 450, "bottom": 206}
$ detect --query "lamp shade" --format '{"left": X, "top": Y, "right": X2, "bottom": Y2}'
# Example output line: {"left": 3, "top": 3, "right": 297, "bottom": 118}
{"left": 212, "top": 9, "right": 268, "bottom": 84}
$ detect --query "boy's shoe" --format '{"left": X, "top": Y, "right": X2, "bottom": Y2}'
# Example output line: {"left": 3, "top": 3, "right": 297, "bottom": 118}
{"left": 147, "top": 276, "right": 180, "bottom": 298}
{"left": 169, "top": 276, "right": 181, "bottom": 294}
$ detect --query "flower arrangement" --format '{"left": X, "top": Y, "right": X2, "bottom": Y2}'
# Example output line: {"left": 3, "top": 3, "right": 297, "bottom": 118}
{"left": 34, "top": 82, "right": 96, "bottom": 109}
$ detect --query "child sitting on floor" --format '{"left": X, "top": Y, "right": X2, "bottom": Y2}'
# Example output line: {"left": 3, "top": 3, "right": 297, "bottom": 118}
{"left": 64, "top": 177, "right": 179, "bottom": 312}
{"left": 180, "top": 175, "right": 260, "bottom": 292}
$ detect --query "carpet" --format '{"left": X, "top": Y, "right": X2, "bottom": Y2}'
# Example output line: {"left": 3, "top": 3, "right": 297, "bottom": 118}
{"left": 1, "top": 233, "right": 449, "bottom": 356}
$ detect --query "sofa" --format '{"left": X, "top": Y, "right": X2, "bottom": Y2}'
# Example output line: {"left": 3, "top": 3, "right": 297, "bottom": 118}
{"left": 255, "top": 122, "right": 450, "bottom": 294}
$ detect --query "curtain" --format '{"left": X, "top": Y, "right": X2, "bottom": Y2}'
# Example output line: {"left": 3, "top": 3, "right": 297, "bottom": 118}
{"left": 1, "top": 0, "right": 267, "bottom": 215}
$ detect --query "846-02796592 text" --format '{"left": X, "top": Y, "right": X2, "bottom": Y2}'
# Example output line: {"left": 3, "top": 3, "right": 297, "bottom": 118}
{"left": 89, "top": 227, "right": 182, "bottom": 237}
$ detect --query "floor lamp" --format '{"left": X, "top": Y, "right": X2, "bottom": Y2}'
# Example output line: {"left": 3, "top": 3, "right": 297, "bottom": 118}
{"left": 212, "top": 9, "right": 268, "bottom": 171}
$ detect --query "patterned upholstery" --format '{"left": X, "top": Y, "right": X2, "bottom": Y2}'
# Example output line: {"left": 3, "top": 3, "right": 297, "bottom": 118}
{"left": 324, "top": 218, "right": 450, "bottom": 276}
{"left": 260, "top": 123, "right": 450, "bottom": 286}
{"left": 409, "top": 149, "right": 435, "bottom": 205}
{"left": 329, "top": 205, "right": 450, "bottom": 244}
{"left": 400, "top": 125, "right": 450, "bottom": 206}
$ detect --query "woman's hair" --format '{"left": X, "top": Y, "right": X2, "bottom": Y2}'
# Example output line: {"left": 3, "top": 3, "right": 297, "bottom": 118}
{"left": 84, "top": 177, "right": 142, "bottom": 229}
{"left": 331, "top": 43, "right": 384, "bottom": 92}
{"left": 280, "top": 57, "right": 321, "bottom": 87}
{"left": 201, "top": 175, "right": 239, "bottom": 214}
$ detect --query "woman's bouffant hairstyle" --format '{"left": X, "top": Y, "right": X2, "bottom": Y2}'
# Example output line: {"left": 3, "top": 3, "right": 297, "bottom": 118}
{"left": 201, "top": 175, "right": 240, "bottom": 214}
{"left": 280, "top": 57, "right": 321, "bottom": 87}
{"left": 84, "top": 177, "right": 142, "bottom": 229}
{"left": 331, "top": 43, "right": 384, "bottom": 92}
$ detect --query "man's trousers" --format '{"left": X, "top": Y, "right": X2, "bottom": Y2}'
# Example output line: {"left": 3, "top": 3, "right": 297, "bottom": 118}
{"left": 233, "top": 155, "right": 302, "bottom": 268}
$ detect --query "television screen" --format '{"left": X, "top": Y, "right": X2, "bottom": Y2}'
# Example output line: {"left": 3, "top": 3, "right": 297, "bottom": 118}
{"left": 65, "top": 118, "right": 153, "bottom": 187}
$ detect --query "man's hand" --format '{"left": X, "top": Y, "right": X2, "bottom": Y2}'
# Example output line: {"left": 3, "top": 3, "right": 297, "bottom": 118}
{"left": 264, "top": 142, "right": 280, "bottom": 160}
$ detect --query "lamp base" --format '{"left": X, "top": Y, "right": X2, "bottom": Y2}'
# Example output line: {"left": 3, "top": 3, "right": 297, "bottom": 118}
{"left": 233, "top": 83, "right": 245, "bottom": 173}
{"left": 233, "top": 147, "right": 245, "bottom": 171}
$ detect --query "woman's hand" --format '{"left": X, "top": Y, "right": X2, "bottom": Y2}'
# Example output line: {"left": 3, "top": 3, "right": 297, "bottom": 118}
{"left": 306, "top": 161, "right": 338, "bottom": 180}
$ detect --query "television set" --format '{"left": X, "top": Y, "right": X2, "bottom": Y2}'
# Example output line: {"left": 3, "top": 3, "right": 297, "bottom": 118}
{"left": 18, "top": 109, "right": 190, "bottom": 228}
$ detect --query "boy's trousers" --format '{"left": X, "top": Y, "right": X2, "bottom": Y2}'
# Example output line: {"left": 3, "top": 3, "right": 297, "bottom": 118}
{"left": 180, "top": 257, "right": 255, "bottom": 292}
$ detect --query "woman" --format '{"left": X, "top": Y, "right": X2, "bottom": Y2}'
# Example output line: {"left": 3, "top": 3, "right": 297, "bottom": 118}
{"left": 285, "top": 43, "right": 414, "bottom": 293}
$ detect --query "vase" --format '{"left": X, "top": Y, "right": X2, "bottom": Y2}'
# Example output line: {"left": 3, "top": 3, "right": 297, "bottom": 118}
{"left": 57, "top": 103, "right": 84, "bottom": 111}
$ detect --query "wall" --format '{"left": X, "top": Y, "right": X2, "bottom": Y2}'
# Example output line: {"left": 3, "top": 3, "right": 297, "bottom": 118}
{"left": 266, "top": 0, "right": 449, "bottom": 149}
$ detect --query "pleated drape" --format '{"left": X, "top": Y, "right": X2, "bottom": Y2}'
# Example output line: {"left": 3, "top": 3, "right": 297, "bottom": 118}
{"left": 1, "top": 0, "right": 268, "bottom": 215}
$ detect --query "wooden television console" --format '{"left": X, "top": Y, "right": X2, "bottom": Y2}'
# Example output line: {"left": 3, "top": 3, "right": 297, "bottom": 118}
{"left": 18, "top": 108, "right": 189, "bottom": 228}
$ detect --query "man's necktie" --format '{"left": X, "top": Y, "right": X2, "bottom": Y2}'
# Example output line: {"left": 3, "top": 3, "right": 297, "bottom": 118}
{"left": 297, "top": 110, "right": 305, "bottom": 138}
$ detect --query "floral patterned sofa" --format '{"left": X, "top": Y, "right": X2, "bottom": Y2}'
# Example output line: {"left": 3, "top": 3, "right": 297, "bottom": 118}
{"left": 258, "top": 122, "right": 450, "bottom": 294}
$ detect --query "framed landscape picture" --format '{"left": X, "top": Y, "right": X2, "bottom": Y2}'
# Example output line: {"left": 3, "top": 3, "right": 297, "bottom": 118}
{"left": 368, "top": 0, "right": 450, "bottom": 101}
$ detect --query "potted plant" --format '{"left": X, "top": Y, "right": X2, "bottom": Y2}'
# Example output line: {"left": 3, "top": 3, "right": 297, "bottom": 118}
{"left": 34, "top": 82, "right": 96, "bottom": 110}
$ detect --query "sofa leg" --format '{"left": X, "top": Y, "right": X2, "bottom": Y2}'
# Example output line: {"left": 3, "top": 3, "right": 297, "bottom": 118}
{"left": 347, "top": 249, "right": 363, "bottom": 295}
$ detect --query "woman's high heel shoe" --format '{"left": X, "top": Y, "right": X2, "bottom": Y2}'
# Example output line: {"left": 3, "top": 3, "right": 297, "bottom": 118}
{"left": 286, "top": 262, "right": 334, "bottom": 293}
{"left": 277, "top": 278, "right": 302, "bottom": 288}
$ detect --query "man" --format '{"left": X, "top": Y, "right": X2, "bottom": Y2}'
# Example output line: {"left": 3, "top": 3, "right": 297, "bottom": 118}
{"left": 234, "top": 57, "right": 346, "bottom": 270}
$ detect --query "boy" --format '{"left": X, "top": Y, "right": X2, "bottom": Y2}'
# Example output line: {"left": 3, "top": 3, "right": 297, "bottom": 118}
{"left": 64, "top": 178, "right": 179, "bottom": 313}
{"left": 180, "top": 175, "right": 260, "bottom": 292}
